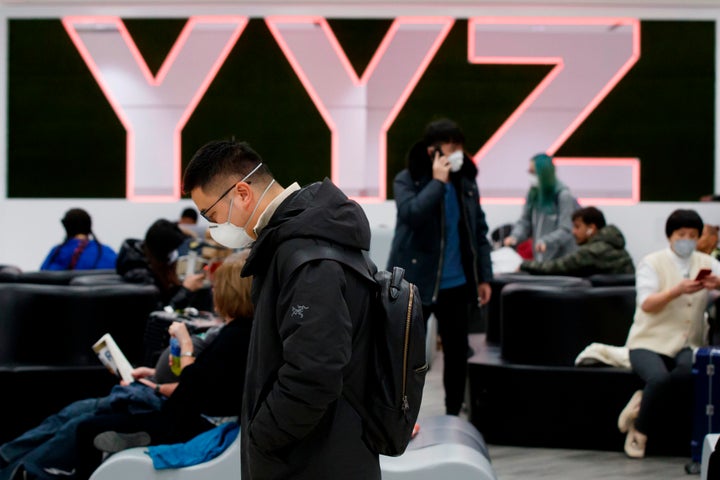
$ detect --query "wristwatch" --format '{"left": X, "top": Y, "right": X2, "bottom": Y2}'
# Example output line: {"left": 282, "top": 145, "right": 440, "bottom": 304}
{"left": 181, "top": 351, "right": 194, "bottom": 357}
{"left": 155, "top": 383, "right": 161, "bottom": 394}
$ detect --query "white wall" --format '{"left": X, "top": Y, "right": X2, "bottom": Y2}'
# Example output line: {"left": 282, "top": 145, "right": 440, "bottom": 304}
{"left": 3, "top": 198, "right": 716, "bottom": 273}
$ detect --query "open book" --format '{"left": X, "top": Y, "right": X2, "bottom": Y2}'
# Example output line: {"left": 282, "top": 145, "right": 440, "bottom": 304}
{"left": 92, "top": 333, "right": 134, "bottom": 384}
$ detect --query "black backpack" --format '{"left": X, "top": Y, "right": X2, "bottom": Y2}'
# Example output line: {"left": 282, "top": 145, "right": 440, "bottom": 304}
{"left": 281, "top": 243, "right": 428, "bottom": 457}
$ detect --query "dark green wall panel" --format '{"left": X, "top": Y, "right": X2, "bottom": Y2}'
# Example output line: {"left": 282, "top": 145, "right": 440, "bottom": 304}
{"left": 7, "top": 18, "right": 715, "bottom": 201}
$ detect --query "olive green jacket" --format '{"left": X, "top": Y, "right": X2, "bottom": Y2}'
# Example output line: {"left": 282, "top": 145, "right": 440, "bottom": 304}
{"left": 519, "top": 224, "right": 635, "bottom": 277}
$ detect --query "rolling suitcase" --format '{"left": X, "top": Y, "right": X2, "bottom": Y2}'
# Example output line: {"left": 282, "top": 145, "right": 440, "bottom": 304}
{"left": 691, "top": 347, "right": 720, "bottom": 466}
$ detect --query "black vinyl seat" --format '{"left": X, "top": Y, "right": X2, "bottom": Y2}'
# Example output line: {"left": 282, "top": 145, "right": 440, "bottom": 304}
{"left": 69, "top": 273, "right": 125, "bottom": 286}
{"left": 0, "top": 282, "right": 160, "bottom": 444}
{"left": 467, "top": 282, "right": 691, "bottom": 455}
{"left": 0, "top": 268, "right": 118, "bottom": 285}
{"left": 586, "top": 273, "right": 636, "bottom": 287}
{"left": 485, "top": 273, "right": 591, "bottom": 345}
{"left": 500, "top": 284, "right": 635, "bottom": 366}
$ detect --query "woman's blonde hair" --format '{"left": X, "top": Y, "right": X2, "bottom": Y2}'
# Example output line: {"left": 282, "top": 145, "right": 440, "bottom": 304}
{"left": 212, "top": 250, "right": 253, "bottom": 320}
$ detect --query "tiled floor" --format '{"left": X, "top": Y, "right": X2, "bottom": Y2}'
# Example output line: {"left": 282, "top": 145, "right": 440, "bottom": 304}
{"left": 419, "top": 346, "right": 696, "bottom": 480}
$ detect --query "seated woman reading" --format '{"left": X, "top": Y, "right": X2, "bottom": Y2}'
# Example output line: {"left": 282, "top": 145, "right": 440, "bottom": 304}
{"left": 0, "top": 251, "right": 253, "bottom": 480}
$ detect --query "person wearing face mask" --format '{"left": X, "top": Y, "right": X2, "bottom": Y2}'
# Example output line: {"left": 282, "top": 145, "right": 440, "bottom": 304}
{"left": 182, "top": 139, "right": 380, "bottom": 480}
{"left": 619, "top": 209, "right": 720, "bottom": 459}
{"left": 503, "top": 153, "right": 579, "bottom": 262}
{"left": 518, "top": 206, "right": 635, "bottom": 276}
{"left": 387, "top": 118, "right": 493, "bottom": 417}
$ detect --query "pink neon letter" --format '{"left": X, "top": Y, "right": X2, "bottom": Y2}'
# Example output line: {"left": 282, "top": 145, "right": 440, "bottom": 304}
{"left": 469, "top": 18, "right": 641, "bottom": 204}
{"left": 63, "top": 16, "right": 248, "bottom": 201}
{"left": 266, "top": 16, "right": 453, "bottom": 201}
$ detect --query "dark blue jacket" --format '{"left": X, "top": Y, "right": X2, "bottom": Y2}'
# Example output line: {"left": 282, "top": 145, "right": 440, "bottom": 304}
{"left": 387, "top": 147, "right": 493, "bottom": 305}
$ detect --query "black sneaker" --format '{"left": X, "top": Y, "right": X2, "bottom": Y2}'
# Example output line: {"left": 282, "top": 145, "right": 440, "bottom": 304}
{"left": 684, "top": 461, "right": 701, "bottom": 475}
{"left": 93, "top": 431, "right": 151, "bottom": 453}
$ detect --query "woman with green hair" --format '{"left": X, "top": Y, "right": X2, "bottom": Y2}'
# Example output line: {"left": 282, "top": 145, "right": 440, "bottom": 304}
{"left": 503, "top": 153, "right": 579, "bottom": 261}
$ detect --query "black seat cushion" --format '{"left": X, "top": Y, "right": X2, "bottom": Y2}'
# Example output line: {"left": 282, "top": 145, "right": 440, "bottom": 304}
{"left": 500, "top": 284, "right": 635, "bottom": 366}
{"left": 0, "top": 283, "right": 160, "bottom": 366}
{"left": 0, "top": 269, "right": 118, "bottom": 285}
{"left": 587, "top": 273, "right": 636, "bottom": 287}
{"left": 485, "top": 273, "right": 592, "bottom": 344}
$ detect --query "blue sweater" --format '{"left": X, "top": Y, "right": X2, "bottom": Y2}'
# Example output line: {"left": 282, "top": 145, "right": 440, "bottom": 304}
{"left": 40, "top": 238, "right": 117, "bottom": 270}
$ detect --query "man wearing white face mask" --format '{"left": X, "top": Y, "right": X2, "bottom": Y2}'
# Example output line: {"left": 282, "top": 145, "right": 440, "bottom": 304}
{"left": 182, "top": 140, "right": 379, "bottom": 479}
{"left": 387, "top": 118, "right": 493, "bottom": 417}
{"left": 620, "top": 209, "right": 720, "bottom": 459}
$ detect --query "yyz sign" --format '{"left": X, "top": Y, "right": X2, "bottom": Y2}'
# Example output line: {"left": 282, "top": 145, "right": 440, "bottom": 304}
{"left": 62, "top": 15, "right": 640, "bottom": 204}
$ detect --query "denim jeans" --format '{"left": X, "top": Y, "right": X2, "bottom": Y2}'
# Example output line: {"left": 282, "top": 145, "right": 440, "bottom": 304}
{"left": 0, "top": 398, "right": 98, "bottom": 480}
{"left": 0, "top": 383, "right": 163, "bottom": 480}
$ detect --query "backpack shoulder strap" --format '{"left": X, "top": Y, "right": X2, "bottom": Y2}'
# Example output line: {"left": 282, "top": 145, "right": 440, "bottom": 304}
{"left": 279, "top": 243, "right": 376, "bottom": 285}
{"left": 279, "top": 243, "right": 383, "bottom": 440}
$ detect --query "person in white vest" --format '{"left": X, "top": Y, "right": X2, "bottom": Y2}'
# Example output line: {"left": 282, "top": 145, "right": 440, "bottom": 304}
{"left": 619, "top": 209, "right": 720, "bottom": 459}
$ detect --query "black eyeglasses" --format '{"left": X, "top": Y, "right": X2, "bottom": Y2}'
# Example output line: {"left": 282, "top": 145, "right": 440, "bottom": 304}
{"left": 199, "top": 183, "right": 237, "bottom": 222}
{"left": 199, "top": 162, "right": 264, "bottom": 222}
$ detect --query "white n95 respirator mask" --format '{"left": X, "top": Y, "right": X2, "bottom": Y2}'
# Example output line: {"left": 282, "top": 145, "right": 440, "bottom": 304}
{"left": 447, "top": 150, "right": 464, "bottom": 172}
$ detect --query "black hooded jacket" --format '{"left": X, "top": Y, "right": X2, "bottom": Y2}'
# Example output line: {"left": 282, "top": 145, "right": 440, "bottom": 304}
{"left": 115, "top": 238, "right": 193, "bottom": 311}
{"left": 387, "top": 141, "right": 493, "bottom": 305}
{"left": 240, "top": 179, "right": 380, "bottom": 479}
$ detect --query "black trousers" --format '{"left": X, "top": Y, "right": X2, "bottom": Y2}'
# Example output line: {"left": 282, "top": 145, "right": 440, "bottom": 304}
{"left": 423, "top": 285, "right": 471, "bottom": 416}
{"left": 629, "top": 347, "right": 693, "bottom": 434}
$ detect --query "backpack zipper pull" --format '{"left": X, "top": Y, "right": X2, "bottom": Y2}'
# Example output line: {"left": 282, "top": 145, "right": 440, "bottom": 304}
{"left": 402, "top": 395, "right": 409, "bottom": 412}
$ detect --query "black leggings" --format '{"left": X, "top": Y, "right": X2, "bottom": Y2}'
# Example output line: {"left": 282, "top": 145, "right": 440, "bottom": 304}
{"left": 629, "top": 347, "right": 693, "bottom": 434}
{"left": 423, "top": 285, "right": 471, "bottom": 416}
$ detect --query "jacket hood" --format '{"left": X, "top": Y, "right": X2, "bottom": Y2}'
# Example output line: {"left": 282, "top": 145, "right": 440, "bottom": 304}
{"left": 590, "top": 224, "right": 626, "bottom": 249}
{"left": 243, "top": 178, "right": 371, "bottom": 276}
{"left": 115, "top": 238, "right": 146, "bottom": 276}
{"left": 407, "top": 140, "right": 478, "bottom": 182}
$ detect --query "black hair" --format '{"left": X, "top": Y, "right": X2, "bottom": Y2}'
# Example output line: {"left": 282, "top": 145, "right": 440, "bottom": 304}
{"left": 182, "top": 139, "right": 272, "bottom": 195}
{"left": 180, "top": 207, "right": 198, "bottom": 222}
{"left": 144, "top": 219, "right": 188, "bottom": 264}
{"left": 61, "top": 208, "right": 92, "bottom": 238}
{"left": 49, "top": 208, "right": 105, "bottom": 269}
{"left": 665, "top": 209, "right": 704, "bottom": 238}
{"left": 423, "top": 118, "right": 465, "bottom": 147}
{"left": 571, "top": 206, "right": 606, "bottom": 229}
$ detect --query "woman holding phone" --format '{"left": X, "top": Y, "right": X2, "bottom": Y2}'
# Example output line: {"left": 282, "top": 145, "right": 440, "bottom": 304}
{"left": 618, "top": 209, "right": 720, "bottom": 459}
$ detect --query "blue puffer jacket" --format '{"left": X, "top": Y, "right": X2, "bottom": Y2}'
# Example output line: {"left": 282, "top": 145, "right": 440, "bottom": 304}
{"left": 387, "top": 144, "right": 493, "bottom": 306}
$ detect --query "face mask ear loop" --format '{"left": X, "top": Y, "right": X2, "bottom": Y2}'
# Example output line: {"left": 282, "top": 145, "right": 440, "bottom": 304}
{"left": 224, "top": 196, "right": 235, "bottom": 225}
{"left": 242, "top": 179, "right": 276, "bottom": 230}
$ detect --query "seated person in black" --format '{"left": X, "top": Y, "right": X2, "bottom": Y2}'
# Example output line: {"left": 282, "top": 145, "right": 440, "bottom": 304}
{"left": 0, "top": 323, "right": 223, "bottom": 480}
{"left": 116, "top": 218, "right": 208, "bottom": 311}
{"left": 58, "top": 251, "right": 252, "bottom": 480}
{"left": 0, "top": 250, "right": 252, "bottom": 480}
